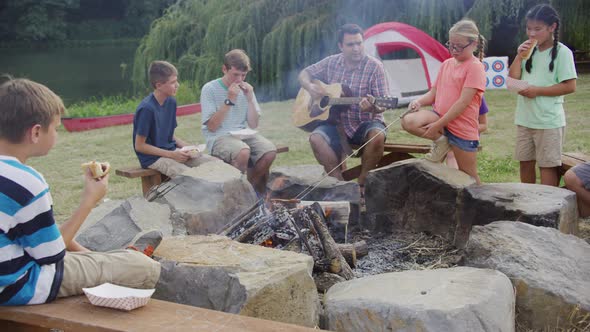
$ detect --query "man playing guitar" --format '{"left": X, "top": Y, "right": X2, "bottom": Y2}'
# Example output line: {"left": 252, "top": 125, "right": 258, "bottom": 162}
{"left": 298, "top": 23, "right": 389, "bottom": 204}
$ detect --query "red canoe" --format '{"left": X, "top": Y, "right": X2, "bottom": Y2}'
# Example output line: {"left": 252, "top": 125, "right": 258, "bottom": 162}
{"left": 61, "top": 103, "right": 201, "bottom": 132}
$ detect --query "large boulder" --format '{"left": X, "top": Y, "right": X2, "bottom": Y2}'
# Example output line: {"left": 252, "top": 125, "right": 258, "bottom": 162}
{"left": 365, "top": 159, "right": 475, "bottom": 244}
{"left": 153, "top": 235, "right": 320, "bottom": 327}
{"left": 365, "top": 159, "right": 579, "bottom": 247}
{"left": 152, "top": 161, "right": 257, "bottom": 234}
{"left": 268, "top": 165, "right": 360, "bottom": 225}
{"left": 76, "top": 196, "right": 172, "bottom": 251}
{"left": 461, "top": 183, "right": 578, "bottom": 234}
{"left": 324, "top": 267, "right": 515, "bottom": 332}
{"left": 464, "top": 221, "right": 590, "bottom": 330}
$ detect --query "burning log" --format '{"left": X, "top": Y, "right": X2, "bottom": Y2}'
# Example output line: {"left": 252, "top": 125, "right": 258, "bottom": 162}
{"left": 304, "top": 203, "right": 354, "bottom": 280}
{"left": 335, "top": 241, "right": 368, "bottom": 268}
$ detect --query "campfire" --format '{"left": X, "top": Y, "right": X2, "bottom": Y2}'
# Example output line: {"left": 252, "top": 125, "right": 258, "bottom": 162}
{"left": 219, "top": 198, "right": 461, "bottom": 289}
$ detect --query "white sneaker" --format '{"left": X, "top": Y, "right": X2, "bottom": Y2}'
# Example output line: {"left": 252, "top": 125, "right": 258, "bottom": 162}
{"left": 425, "top": 136, "right": 451, "bottom": 163}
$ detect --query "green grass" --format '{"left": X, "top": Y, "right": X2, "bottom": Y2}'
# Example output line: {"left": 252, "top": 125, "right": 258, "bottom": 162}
{"left": 29, "top": 74, "right": 589, "bottom": 222}
{"left": 66, "top": 82, "right": 199, "bottom": 117}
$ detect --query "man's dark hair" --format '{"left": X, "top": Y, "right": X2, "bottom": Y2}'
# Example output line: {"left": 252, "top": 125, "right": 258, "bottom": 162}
{"left": 337, "top": 24, "right": 363, "bottom": 44}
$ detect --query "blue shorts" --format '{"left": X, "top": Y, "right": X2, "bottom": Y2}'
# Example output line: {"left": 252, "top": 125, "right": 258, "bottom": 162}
{"left": 445, "top": 128, "right": 479, "bottom": 152}
{"left": 572, "top": 162, "right": 590, "bottom": 190}
{"left": 313, "top": 120, "right": 386, "bottom": 155}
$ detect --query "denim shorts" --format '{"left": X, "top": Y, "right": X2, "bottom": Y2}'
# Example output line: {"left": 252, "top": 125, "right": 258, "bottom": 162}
{"left": 445, "top": 128, "right": 479, "bottom": 152}
{"left": 313, "top": 120, "right": 386, "bottom": 155}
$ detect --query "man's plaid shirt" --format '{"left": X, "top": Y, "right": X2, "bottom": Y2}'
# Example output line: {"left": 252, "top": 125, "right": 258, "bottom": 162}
{"left": 304, "top": 53, "right": 388, "bottom": 138}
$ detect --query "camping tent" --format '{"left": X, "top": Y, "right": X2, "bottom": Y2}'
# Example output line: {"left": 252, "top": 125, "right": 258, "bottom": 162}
{"left": 364, "top": 22, "right": 450, "bottom": 105}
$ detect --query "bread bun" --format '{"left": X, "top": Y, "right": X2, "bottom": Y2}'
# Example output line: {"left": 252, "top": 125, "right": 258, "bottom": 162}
{"left": 81, "top": 161, "right": 110, "bottom": 178}
{"left": 521, "top": 39, "right": 538, "bottom": 60}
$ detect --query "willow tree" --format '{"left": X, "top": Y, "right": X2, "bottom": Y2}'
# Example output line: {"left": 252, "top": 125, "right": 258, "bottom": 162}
{"left": 132, "top": 0, "right": 589, "bottom": 101}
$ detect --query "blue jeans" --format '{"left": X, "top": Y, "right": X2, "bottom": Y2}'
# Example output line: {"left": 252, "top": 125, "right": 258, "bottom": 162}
{"left": 445, "top": 128, "right": 479, "bottom": 152}
{"left": 312, "top": 120, "right": 386, "bottom": 155}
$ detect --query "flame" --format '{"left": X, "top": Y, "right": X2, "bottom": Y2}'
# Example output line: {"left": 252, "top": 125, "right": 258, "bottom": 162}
{"left": 324, "top": 207, "right": 333, "bottom": 218}
{"left": 262, "top": 238, "right": 274, "bottom": 247}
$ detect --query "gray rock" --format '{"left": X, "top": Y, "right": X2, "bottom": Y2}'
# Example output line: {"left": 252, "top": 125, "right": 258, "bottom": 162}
{"left": 365, "top": 159, "right": 475, "bottom": 243}
{"left": 464, "top": 221, "right": 590, "bottom": 330}
{"left": 76, "top": 196, "right": 171, "bottom": 251}
{"left": 462, "top": 183, "right": 578, "bottom": 234}
{"left": 365, "top": 160, "right": 579, "bottom": 247}
{"left": 268, "top": 165, "right": 360, "bottom": 202}
{"left": 268, "top": 165, "right": 360, "bottom": 226}
{"left": 324, "top": 267, "right": 515, "bottom": 332}
{"left": 153, "top": 161, "right": 257, "bottom": 235}
{"left": 153, "top": 235, "right": 320, "bottom": 327}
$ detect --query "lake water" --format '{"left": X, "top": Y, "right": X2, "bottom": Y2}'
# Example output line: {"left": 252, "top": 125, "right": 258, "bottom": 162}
{"left": 0, "top": 43, "right": 138, "bottom": 105}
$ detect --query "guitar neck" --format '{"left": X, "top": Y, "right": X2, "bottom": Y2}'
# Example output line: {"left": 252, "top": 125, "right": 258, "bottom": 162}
{"left": 328, "top": 97, "right": 363, "bottom": 106}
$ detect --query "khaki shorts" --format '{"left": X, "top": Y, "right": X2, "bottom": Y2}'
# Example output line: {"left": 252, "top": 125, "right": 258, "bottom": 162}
{"left": 515, "top": 126, "right": 564, "bottom": 167}
{"left": 58, "top": 249, "right": 161, "bottom": 298}
{"left": 149, "top": 153, "right": 218, "bottom": 178}
{"left": 211, "top": 134, "right": 276, "bottom": 166}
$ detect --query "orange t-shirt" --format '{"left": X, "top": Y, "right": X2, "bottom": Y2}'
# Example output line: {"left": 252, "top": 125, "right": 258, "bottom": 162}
{"left": 433, "top": 56, "right": 486, "bottom": 140}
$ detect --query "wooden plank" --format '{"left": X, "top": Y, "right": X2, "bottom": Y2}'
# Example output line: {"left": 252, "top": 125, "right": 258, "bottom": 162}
{"left": 560, "top": 153, "right": 589, "bottom": 175}
{"left": 0, "top": 296, "right": 318, "bottom": 332}
{"left": 115, "top": 168, "right": 160, "bottom": 179}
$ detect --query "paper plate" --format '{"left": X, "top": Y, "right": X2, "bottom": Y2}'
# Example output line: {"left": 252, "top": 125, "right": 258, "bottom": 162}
{"left": 83, "top": 283, "right": 155, "bottom": 311}
{"left": 230, "top": 128, "right": 258, "bottom": 139}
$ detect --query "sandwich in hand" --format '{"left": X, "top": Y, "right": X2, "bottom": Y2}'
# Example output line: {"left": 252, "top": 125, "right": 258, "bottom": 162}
{"left": 81, "top": 161, "right": 110, "bottom": 179}
{"left": 521, "top": 39, "right": 538, "bottom": 60}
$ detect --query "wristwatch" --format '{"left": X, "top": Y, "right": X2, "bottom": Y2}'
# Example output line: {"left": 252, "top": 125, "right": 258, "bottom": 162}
{"left": 224, "top": 98, "right": 235, "bottom": 106}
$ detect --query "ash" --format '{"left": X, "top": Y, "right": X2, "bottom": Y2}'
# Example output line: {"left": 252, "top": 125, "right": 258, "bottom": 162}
{"left": 350, "top": 230, "right": 463, "bottom": 278}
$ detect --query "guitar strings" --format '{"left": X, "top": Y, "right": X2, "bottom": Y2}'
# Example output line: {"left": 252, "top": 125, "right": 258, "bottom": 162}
{"left": 294, "top": 107, "right": 416, "bottom": 201}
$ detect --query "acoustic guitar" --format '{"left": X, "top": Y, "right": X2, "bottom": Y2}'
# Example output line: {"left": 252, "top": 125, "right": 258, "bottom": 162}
{"left": 292, "top": 80, "right": 398, "bottom": 132}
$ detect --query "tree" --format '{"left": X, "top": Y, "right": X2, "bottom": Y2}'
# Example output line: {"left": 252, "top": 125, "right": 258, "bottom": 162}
{"left": 0, "top": 0, "right": 80, "bottom": 41}
{"left": 131, "top": 0, "right": 590, "bottom": 100}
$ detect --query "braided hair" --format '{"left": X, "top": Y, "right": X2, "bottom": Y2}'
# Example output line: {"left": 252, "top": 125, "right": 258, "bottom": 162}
{"left": 525, "top": 4, "right": 560, "bottom": 73}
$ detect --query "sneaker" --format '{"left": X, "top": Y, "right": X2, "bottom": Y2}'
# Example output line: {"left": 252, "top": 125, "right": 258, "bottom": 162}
{"left": 127, "top": 230, "right": 163, "bottom": 257}
{"left": 425, "top": 136, "right": 451, "bottom": 163}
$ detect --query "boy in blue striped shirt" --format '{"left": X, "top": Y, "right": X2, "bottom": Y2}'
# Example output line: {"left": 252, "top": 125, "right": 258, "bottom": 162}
{"left": 0, "top": 78, "right": 160, "bottom": 306}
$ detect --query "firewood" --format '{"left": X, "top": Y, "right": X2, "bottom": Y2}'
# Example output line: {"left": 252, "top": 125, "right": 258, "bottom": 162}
{"left": 307, "top": 203, "right": 354, "bottom": 280}
{"left": 298, "top": 200, "right": 350, "bottom": 226}
{"left": 336, "top": 240, "right": 368, "bottom": 258}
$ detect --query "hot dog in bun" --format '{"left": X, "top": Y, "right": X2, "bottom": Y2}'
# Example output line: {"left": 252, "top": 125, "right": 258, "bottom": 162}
{"left": 81, "top": 161, "right": 110, "bottom": 179}
{"left": 521, "top": 39, "right": 538, "bottom": 60}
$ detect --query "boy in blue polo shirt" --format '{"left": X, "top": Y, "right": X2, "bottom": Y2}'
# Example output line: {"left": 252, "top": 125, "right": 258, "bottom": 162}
{"left": 134, "top": 61, "right": 215, "bottom": 177}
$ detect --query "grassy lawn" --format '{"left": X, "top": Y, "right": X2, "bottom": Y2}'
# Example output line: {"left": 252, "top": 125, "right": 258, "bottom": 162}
{"left": 31, "top": 74, "right": 589, "bottom": 223}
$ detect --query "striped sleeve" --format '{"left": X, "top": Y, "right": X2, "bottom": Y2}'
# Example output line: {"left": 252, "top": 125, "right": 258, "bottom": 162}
{"left": 0, "top": 157, "right": 64, "bottom": 305}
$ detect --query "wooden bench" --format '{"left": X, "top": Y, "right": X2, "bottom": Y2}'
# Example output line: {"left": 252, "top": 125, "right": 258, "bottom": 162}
{"left": 0, "top": 295, "right": 317, "bottom": 332}
{"left": 342, "top": 142, "right": 482, "bottom": 181}
{"left": 117, "top": 144, "right": 289, "bottom": 196}
{"left": 559, "top": 152, "right": 589, "bottom": 177}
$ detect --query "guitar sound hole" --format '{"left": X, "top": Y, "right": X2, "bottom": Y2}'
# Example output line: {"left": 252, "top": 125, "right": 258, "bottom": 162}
{"left": 310, "top": 105, "right": 323, "bottom": 117}
{"left": 319, "top": 96, "right": 330, "bottom": 108}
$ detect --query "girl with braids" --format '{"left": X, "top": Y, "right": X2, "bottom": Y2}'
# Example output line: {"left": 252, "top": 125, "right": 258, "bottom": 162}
{"left": 402, "top": 19, "right": 486, "bottom": 184}
{"left": 508, "top": 4, "right": 577, "bottom": 186}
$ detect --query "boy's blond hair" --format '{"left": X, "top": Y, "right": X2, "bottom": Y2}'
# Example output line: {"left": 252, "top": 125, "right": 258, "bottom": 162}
{"left": 449, "top": 19, "right": 486, "bottom": 60}
{"left": 0, "top": 77, "right": 64, "bottom": 143}
{"left": 149, "top": 60, "right": 178, "bottom": 89}
{"left": 223, "top": 49, "right": 251, "bottom": 72}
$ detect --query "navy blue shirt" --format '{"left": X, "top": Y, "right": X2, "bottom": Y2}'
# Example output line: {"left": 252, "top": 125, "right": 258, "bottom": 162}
{"left": 133, "top": 93, "right": 178, "bottom": 168}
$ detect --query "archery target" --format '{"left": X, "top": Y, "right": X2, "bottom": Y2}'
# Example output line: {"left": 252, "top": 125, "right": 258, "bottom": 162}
{"left": 483, "top": 56, "right": 508, "bottom": 89}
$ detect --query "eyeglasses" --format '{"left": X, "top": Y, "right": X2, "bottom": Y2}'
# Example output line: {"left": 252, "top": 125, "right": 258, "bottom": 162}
{"left": 445, "top": 41, "right": 473, "bottom": 52}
